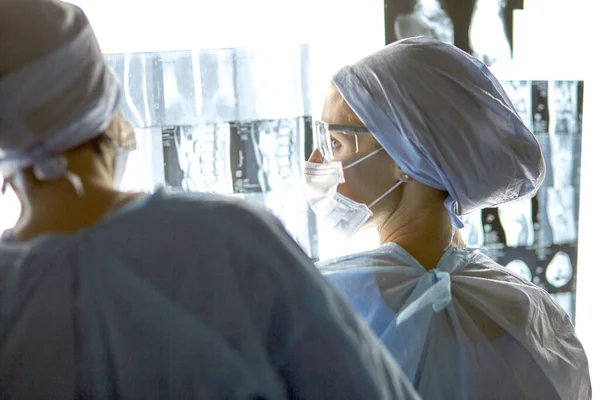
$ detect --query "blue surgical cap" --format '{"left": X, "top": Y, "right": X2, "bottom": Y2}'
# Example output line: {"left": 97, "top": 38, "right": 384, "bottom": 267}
{"left": 332, "top": 36, "right": 545, "bottom": 228}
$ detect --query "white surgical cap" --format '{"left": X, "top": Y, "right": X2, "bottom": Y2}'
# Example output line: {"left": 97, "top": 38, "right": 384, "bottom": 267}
{"left": 0, "top": 0, "right": 120, "bottom": 183}
{"left": 332, "top": 36, "right": 546, "bottom": 228}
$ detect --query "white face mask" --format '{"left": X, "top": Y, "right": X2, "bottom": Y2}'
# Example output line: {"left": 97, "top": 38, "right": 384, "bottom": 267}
{"left": 303, "top": 148, "right": 403, "bottom": 240}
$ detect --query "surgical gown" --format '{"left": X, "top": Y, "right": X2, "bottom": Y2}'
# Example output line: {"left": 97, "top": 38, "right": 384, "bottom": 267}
{"left": 318, "top": 243, "right": 591, "bottom": 400}
{"left": 0, "top": 190, "right": 419, "bottom": 399}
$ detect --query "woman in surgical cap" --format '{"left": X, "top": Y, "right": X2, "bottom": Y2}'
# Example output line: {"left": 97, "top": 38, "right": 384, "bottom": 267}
{"left": 0, "top": 1, "right": 421, "bottom": 399}
{"left": 305, "top": 37, "right": 591, "bottom": 399}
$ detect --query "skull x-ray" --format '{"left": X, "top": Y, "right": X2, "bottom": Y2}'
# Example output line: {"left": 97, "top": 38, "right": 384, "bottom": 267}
{"left": 506, "top": 259, "right": 533, "bottom": 282}
{"left": 545, "top": 251, "right": 574, "bottom": 289}
{"left": 497, "top": 248, "right": 538, "bottom": 282}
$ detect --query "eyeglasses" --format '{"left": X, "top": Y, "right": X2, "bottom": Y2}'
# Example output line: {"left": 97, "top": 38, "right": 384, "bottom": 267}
{"left": 314, "top": 120, "right": 370, "bottom": 163}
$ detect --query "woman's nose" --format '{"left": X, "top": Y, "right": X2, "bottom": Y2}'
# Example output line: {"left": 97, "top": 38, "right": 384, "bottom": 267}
{"left": 308, "top": 149, "right": 324, "bottom": 163}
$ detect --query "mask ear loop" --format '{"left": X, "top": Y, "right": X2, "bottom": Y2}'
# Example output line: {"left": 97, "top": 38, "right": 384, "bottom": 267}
{"left": 344, "top": 147, "right": 385, "bottom": 170}
{"left": 368, "top": 180, "right": 404, "bottom": 208}
{"left": 367, "top": 171, "right": 410, "bottom": 209}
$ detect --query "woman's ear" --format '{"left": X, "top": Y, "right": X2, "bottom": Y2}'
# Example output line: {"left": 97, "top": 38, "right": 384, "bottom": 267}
{"left": 393, "top": 165, "right": 411, "bottom": 182}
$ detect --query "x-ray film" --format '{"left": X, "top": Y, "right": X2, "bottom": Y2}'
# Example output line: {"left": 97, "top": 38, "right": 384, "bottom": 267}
{"left": 460, "top": 209, "right": 485, "bottom": 248}
{"left": 384, "top": 0, "right": 519, "bottom": 67}
{"left": 545, "top": 250, "right": 574, "bottom": 289}
{"left": 462, "top": 80, "right": 584, "bottom": 322}
{"left": 160, "top": 116, "right": 317, "bottom": 257}
{"left": 387, "top": 0, "right": 454, "bottom": 44}
{"left": 498, "top": 200, "right": 535, "bottom": 248}
{"left": 229, "top": 117, "right": 308, "bottom": 194}
{"left": 469, "top": 0, "right": 512, "bottom": 66}
{"left": 506, "top": 259, "right": 533, "bottom": 282}
{"left": 504, "top": 80, "right": 533, "bottom": 130}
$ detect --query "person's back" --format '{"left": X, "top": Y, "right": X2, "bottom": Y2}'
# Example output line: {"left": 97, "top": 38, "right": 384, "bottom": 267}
{"left": 0, "top": 1, "right": 421, "bottom": 398}
{"left": 0, "top": 193, "right": 283, "bottom": 398}
{"left": 319, "top": 244, "right": 586, "bottom": 399}
{"left": 0, "top": 190, "right": 419, "bottom": 398}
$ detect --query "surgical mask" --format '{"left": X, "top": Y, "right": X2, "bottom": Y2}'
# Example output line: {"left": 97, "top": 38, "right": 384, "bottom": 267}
{"left": 303, "top": 148, "right": 403, "bottom": 240}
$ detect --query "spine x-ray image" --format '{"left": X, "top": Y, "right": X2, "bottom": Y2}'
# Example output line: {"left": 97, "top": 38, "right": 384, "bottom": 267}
{"left": 229, "top": 117, "right": 308, "bottom": 194}
{"left": 161, "top": 117, "right": 310, "bottom": 195}
{"left": 162, "top": 124, "right": 232, "bottom": 193}
{"left": 545, "top": 251, "right": 574, "bottom": 289}
{"left": 504, "top": 80, "right": 533, "bottom": 130}
{"left": 544, "top": 82, "right": 583, "bottom": 245}
{"left": 104, "top": 44, "right": 317, "bottom": 258}
{"left": 461, "top": 80, "right": 584, "bottom": 323}
{"left": 546, "top": 187, "right": 577, "bottom": 245}
{"left": 160, "top": 117, "right": 318, "bottom": 258}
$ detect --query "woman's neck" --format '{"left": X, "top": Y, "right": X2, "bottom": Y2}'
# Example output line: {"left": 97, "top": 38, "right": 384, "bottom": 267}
{"left": 378, "top": 204, "right": 454, "bottom": 270}
{"left": 11, "top": 179, "right": 143, "bottom": 241}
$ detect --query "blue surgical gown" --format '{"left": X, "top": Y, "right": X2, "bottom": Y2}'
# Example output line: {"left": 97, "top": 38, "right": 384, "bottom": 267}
{"left": 318, "top": 243, "right": 591, "bottom": 400}
{"left": 0, "top": 190, "right": 420, "bottom": 399}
